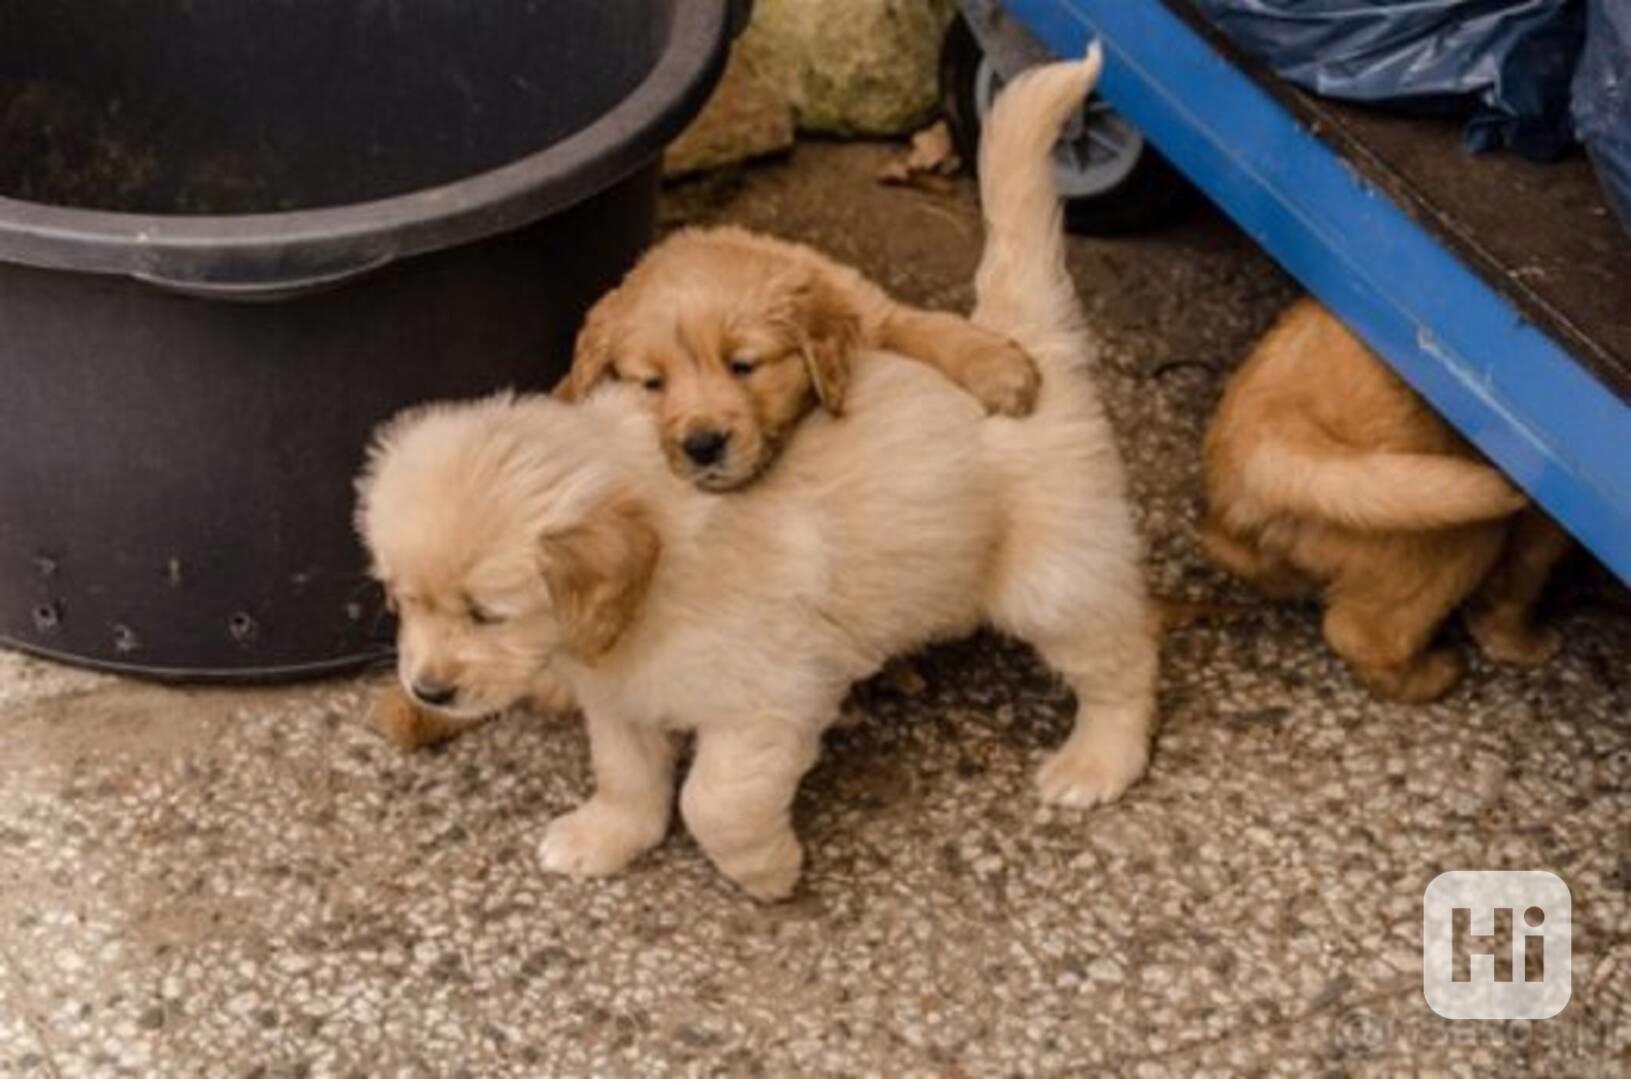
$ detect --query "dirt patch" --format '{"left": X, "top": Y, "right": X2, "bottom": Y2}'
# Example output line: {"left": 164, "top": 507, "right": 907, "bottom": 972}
{"left": 660, "top": 139, "right": 1300, "bottom": 371}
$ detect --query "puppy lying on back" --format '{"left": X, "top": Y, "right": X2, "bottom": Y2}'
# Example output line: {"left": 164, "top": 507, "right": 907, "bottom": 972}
{"left": 1200, "top": 298, "right": 1571, "bottom": 701}
{"left": 555, "top": 225, "right": 1042, "bottom": 491}
{"left": 357, "top": 50, "right": 1157, "bottom": 899}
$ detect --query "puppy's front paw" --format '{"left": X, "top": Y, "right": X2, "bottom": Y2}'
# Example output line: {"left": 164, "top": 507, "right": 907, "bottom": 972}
{"left": 539, "top": 800, "right": 666, "bottom": 879}
{"left": 1036, "top": 734, "right": 1148, "bottom": 809}
{"left": 964, "top": 341, "right": 1041, "bottom": 417}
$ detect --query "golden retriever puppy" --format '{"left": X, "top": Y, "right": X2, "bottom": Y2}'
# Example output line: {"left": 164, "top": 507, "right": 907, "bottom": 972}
{"left": 1200, "top": 298, "right": 1572, "bottom": 701}
{"left": 555, "top": 225, "right": 1041, "bottom": 491}
{"left": 374, "top": 114, "right": 1044, "bottom": 749}
{"left": 356, "top": 50, "right": 1156, "bottom": 900}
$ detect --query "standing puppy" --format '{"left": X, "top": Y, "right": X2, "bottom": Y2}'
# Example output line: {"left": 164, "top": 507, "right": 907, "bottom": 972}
{"left": 1200, "top": 299, "right": 1571, "bottom": 701}
{"left": 377, "top": 144, "right": 1045, "bottom": 753}
{"left": 356, "top": 48, "right": 1156, "bottom": 900}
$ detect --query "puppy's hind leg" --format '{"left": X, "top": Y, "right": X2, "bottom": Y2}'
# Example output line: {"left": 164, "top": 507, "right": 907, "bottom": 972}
{"left": 992, "top": 564, "right": 1158, "bottom": 808}
{"left": 1465, "top": 509, "right": 1571, "bottom": 667}
{"left": 1028, "top": 620, "right": 1158, "bottom": 808}
{"left": 1321, "top": 528, "right": 1505, "bottom": 702}
{"left": 1322, "top": 601, "right": 1463, "bottom": 703}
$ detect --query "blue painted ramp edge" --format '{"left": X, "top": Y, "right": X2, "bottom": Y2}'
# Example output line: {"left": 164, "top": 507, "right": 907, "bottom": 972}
{"left": 1005, "top": 0, "right": 1631, "bottom": 583}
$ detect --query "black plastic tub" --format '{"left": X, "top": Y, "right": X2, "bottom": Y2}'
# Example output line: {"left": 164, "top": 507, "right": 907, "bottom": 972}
{"left": 0, "top": 1, "right": 734, "bottom": 680}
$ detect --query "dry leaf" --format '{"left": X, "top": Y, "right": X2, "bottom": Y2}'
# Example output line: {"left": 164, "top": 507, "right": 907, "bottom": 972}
{"left": 877, "top": 120, "right": 961, "bottom": 185}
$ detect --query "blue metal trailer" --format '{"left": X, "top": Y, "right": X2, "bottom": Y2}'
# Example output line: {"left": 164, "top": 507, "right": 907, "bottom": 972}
{"left": 974, "top": 0, "right": 1631, "bottom": 583}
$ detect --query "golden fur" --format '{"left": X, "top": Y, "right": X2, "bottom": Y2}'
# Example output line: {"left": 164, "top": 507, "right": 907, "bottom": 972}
{"left": 556, "top": 224, "right": 1042, "bottom": 491}
{"left": 356, "top": 50, "right": 1156, "bottom": 900}
{"left": 1200, "top": 298, "right": 1571, "bottom": 701}
{"left": 375, "top": 174, "right": 1046, "bottom": 747}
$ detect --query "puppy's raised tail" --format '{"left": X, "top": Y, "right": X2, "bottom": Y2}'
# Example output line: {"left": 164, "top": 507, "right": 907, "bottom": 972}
{"left": 970, "top": 43, "right": 1103, "bottom": 367}
{"left": 1239, "top": 432, "right": 1528, "bottom": 532}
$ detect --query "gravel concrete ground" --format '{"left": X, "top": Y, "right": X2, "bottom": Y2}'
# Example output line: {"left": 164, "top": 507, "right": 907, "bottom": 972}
{"left": 2, "top": 142, "right": 1628, "bottom": 1077}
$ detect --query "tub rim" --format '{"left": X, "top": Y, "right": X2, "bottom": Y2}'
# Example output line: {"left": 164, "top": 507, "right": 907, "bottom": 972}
{"left": 0, "top": 0, "right": 732, "bottom": 297}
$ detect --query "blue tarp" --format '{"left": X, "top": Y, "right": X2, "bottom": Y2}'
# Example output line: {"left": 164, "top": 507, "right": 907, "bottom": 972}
{"left": 1572, "top": 0, "right": 1631, "bottom": 238}
{"left": 1190, "top": 0, "right": 1586, "bottom": 161}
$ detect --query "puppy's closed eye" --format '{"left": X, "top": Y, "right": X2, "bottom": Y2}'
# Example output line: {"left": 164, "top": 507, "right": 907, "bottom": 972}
{"left": 727, "top": 354, "right": 758, "bottom": 378}
{"left": 465, "top": 598, "right": 504, "bottom": 626}
{"left": 608, "top": 364, "right": 665, "bottom": 393}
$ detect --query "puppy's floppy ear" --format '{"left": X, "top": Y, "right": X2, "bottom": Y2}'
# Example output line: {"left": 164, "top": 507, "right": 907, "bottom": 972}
{"left": 775, "top": 269, "right": 862, "bottom": 416}
{"left": 538, "top": 492, "right": 660, "bottom": 661}
{"left": 555, "top": 289, "right": 623, "bottom": 402}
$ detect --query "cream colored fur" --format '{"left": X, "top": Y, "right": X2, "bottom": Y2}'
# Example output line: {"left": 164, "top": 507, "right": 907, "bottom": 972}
{"left": 356, "top": 47, "right": 1156, "bottom": 900}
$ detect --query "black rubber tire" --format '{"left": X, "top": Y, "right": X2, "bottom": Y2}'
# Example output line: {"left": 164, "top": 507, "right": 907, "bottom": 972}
{"left": 939, "top": 15, "right": 1191, "bottom": 236}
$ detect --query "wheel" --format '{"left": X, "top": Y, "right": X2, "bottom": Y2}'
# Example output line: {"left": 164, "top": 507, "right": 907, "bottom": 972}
{"left": 939, "top": 16, "right": 1190, "bottom": 235}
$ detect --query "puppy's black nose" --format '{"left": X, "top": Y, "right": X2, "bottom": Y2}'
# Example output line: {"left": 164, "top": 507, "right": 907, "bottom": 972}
{"left": 411, "top": 679, "right": 458, "bottom": 707}
{"left": 683, "top": 429, "right": 730, "bottom": 467}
